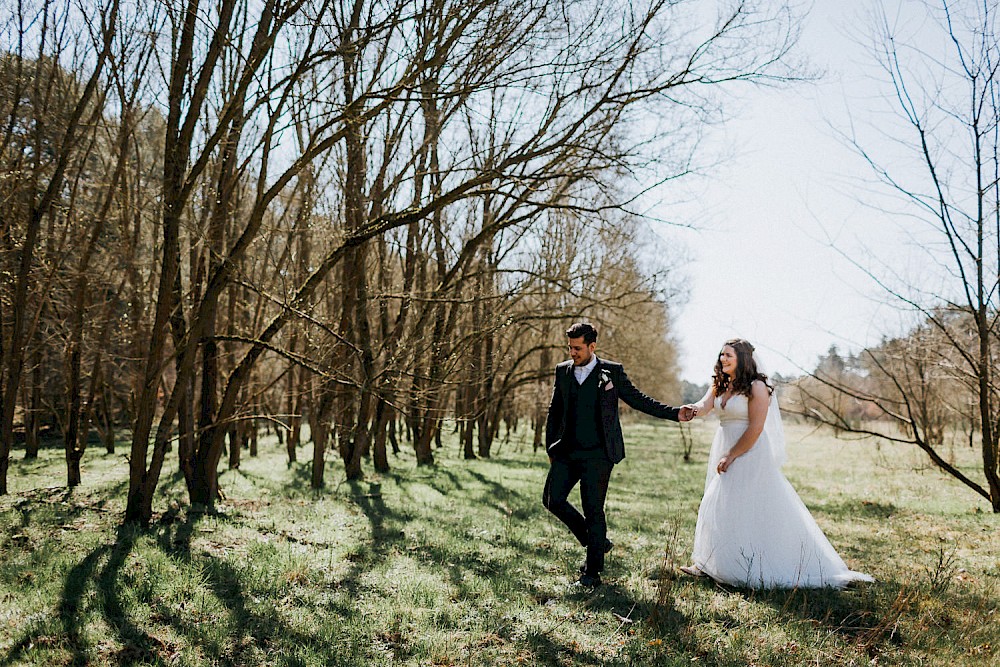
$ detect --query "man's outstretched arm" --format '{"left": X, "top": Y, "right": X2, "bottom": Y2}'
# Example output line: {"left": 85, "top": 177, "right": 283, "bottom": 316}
{"left": 613, "top": 366, "right": 690, "bottom": 421}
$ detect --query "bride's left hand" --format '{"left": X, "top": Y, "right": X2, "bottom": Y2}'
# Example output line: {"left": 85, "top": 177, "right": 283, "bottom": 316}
{"left": 717, "top": 455, "right": 733, "bottom": 474}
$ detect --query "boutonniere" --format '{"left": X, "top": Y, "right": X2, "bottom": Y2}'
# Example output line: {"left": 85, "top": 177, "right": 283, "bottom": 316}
{"left": 599, "top": 370, "right": 613, "bottom": 390}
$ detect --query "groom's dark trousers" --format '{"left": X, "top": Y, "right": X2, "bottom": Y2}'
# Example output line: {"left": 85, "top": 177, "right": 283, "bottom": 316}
{"left": 543, "top": 358, "right": 680, "bottom": 577}
{"left": 543, "top": 450, "right": 613, "bottom": 575}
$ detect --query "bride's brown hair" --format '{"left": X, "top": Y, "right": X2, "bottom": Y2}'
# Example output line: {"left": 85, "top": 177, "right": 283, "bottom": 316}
{"left": 712, "top": 338, "right": 772, "bottom": 398}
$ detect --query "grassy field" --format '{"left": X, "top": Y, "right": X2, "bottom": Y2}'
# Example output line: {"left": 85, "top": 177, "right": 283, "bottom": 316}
{"left": 0, "top": 419, "right": 997, "bottom": 666}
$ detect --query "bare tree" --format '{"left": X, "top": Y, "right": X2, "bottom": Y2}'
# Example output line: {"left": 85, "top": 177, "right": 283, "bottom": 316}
{"left": 0, "top": 0, "right": 121, "bottom": 494}
{"left": 801, "top": 1, "right": 1000, "bottom": 511}
{"left": 183, "top": 0, "right": 799, "bottom": 507}
{"left": 125, "top": 0, "right": 320, "bottom": 522}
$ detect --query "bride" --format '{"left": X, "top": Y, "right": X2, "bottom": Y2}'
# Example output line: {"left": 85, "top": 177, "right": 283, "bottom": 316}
{"left": 679, "top": 338, "right": 874, "bottom": 589}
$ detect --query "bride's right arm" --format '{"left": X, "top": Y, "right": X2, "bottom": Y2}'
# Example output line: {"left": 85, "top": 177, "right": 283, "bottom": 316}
{"left": 687, "top": 385, "right": 715, "bottom": 419}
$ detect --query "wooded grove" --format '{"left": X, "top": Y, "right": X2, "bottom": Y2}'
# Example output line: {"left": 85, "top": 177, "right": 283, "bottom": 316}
{"left": 0, "top": 0, "right": 797, "bottom": 523}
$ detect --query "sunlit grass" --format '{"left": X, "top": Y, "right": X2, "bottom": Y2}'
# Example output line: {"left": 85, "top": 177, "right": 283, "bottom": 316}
{"left": 0, "top": 418, "right": 997, "bottom": 665}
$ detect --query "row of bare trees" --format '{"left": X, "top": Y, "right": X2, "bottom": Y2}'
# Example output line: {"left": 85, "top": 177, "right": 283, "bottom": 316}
{"left": 0, "top": 0, "right": 799, "bottom": 523}
{"left": 789, "top": 1, "right": 1000, "bottom": 513}
{"left": 791, "top": 314, "right": 1000, "bottom": 513}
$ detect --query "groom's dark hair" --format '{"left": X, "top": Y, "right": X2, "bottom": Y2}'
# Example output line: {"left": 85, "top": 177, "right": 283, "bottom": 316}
{"left": 566, "top": 322, "right": 598, "bottom": 344}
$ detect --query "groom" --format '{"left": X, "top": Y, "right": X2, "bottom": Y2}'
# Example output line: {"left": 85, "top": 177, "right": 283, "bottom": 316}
{"left": 543, "top": 322, "right": 693, "bottom": 587}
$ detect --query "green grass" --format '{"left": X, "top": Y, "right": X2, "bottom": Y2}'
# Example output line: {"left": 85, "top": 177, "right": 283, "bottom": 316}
{"left": 0, "top": 420, "right": 997, "bottom": 666}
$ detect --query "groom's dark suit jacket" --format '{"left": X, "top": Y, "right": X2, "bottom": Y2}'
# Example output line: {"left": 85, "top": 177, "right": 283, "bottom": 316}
{"left": 545, "top": 357, "right": 680, "bottom": 464}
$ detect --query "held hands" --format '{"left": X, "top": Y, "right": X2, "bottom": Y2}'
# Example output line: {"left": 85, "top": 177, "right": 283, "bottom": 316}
{"left": 678, "top": 404, "right": 699, "bottom": 422}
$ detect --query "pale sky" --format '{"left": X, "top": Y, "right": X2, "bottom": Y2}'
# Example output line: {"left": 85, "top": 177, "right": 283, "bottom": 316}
{"left": 663, "top": 0, "right": 921, "bottom": 382}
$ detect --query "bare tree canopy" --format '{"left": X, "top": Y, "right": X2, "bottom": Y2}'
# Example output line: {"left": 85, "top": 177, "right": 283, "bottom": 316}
{"left": 790, "top": 0, "right": 1000, "bottom": 512}
{"left": 0, "top": 0, "right": 801, "bottom": 523}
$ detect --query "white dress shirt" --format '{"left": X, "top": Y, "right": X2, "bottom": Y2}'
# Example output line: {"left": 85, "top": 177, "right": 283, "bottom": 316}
{"left": 573, "top": 354, "right": 599, "bottom": 385}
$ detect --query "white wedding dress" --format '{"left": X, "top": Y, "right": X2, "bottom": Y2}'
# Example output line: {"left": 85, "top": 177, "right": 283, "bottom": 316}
{"left": 690, "top": 393, "right": 874, "bottom": 589}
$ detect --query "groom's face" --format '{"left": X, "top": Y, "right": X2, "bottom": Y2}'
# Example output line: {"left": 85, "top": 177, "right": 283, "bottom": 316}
{"left": 567, "top": 336, "right": 596, "bottom": 366}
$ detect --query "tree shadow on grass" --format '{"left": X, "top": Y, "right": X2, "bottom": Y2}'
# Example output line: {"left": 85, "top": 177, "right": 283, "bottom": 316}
{"left": 152, "top": 507, "right": 345, "bottom": 666}
{"left": 195, "top": 556, "right": 323, "bottom": 666}
{"left": 3, "top": 503, "right": 345, "bottom": 667}
{"left": 0, "top": 483, "right": 130, "bottom": 666}
{"left": 3, "top": 484, "right": 120, "bottom": 535}
{"left": 421, "top": 465, "right": 466, "bottom": 495}
{"left": 470, "top": 454, "right": 549, "bottom": 473}
{"left": 521, "top": 629, "right": 608, "bottom": 666}
{"left": 766, "top": 574, "right": 995, "bottom": 660}
{"left": 520, "top": 580, "right": 694, "bottom": 667}
{"left": 465, "top": 467, "right": 526, "bottom": 498}
{"left": 95, "top": 525, "right": 172, "bottom": 665}
{"left": 154, "top": 502, "right": 197, "bottom": 555}
{"left": 810, "top": 498, "right": 899, "bottom": 522}
{"left": 0, "top": 523, "right": 165, "bottom": 667}
{"left": 336, "top": 473, "right": 704, "bottom": 665}
{"left": 681, "top": 574, "right": 898, "bottom": 651}
{"left": 342, "top": 479, "right": 409, "bottom": 559}
{"left": 0, "top": 546, "right": 106, "bottom": 667}
{"left": 339, "top": 473, "right": 545, "bottom": 587}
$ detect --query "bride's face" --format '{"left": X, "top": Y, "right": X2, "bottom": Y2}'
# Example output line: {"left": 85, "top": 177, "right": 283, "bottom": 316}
{"left": 719, "top": 345, "right": 738, "bottom": 378}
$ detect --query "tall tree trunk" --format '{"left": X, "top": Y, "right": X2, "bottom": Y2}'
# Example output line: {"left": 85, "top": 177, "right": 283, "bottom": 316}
{"left": 339, "top": 245, "right": 375, "bottom": 480}
{"left": 372, "top": 396, "right": 391, "bottom": 472}
{"left": 126, "top": 199, "right": 183, "bottom": 522}
{"left": 176, "top": 374, "right": 195, "bottom": 469}
{"left": 23, "top": 345, "right": 41, "bottom": 459}
{"left": 977, "top": 313, "right": 1000, "bottom": 511}
{"left": 249, "top": 408, "right": 258, "bottom": 457}
{"left": 310, "top": 387, "right": 335, "bottom": 489}
{"left": 465, "top": 265, "right": 483, "bottom": 461}
{"left": 99, "top": 379, "right": 115, "bottom": 454}
{"left": 388, "top": 414, "right": 400, "bottom": 454}
{"left": 126, "top": 0, "right": 262, "bottom": 524}
{"left": 126, "top": 0, "right": 222, "bottom": 523}
{"left": 477, "top": 327, "right": 495, "bottom": 459}
{"left": 412, "top": 73, "right": 447, "bottom": 467}
{"left": 532, "top": 345, "right": 551, "bottom": 453}
{"left": 285, "top": 333, "right": 299, "bottom": 463}
{"left": 462, "top": 412, "right": 476, "bottom": 460}
{"left": 64, "top": 106, "right": 131, "bottom": 487}
{"left": 64, "top": 320, "right": 85, "bottom": 486}
{"left": 228, "top": 419, "right": 242, "bottom": 470}
{"left": 335, "top": 0, "right": 376, "bottom": 481}
{"left": 189, "top": 100, "right": 243, "bottom": 494}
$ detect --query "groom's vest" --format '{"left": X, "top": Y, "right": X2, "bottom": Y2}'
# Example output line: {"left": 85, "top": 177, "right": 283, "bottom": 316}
{"left": 565, "top": 367, "right": 604, "bottom": 451}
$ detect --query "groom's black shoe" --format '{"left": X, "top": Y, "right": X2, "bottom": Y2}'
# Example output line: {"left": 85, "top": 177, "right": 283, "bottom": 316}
{"left": 579, "top": 539, "right": 613, "bottom": 574}
{"left": 572, "top": 573, "right": 602, "bottom": 588}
